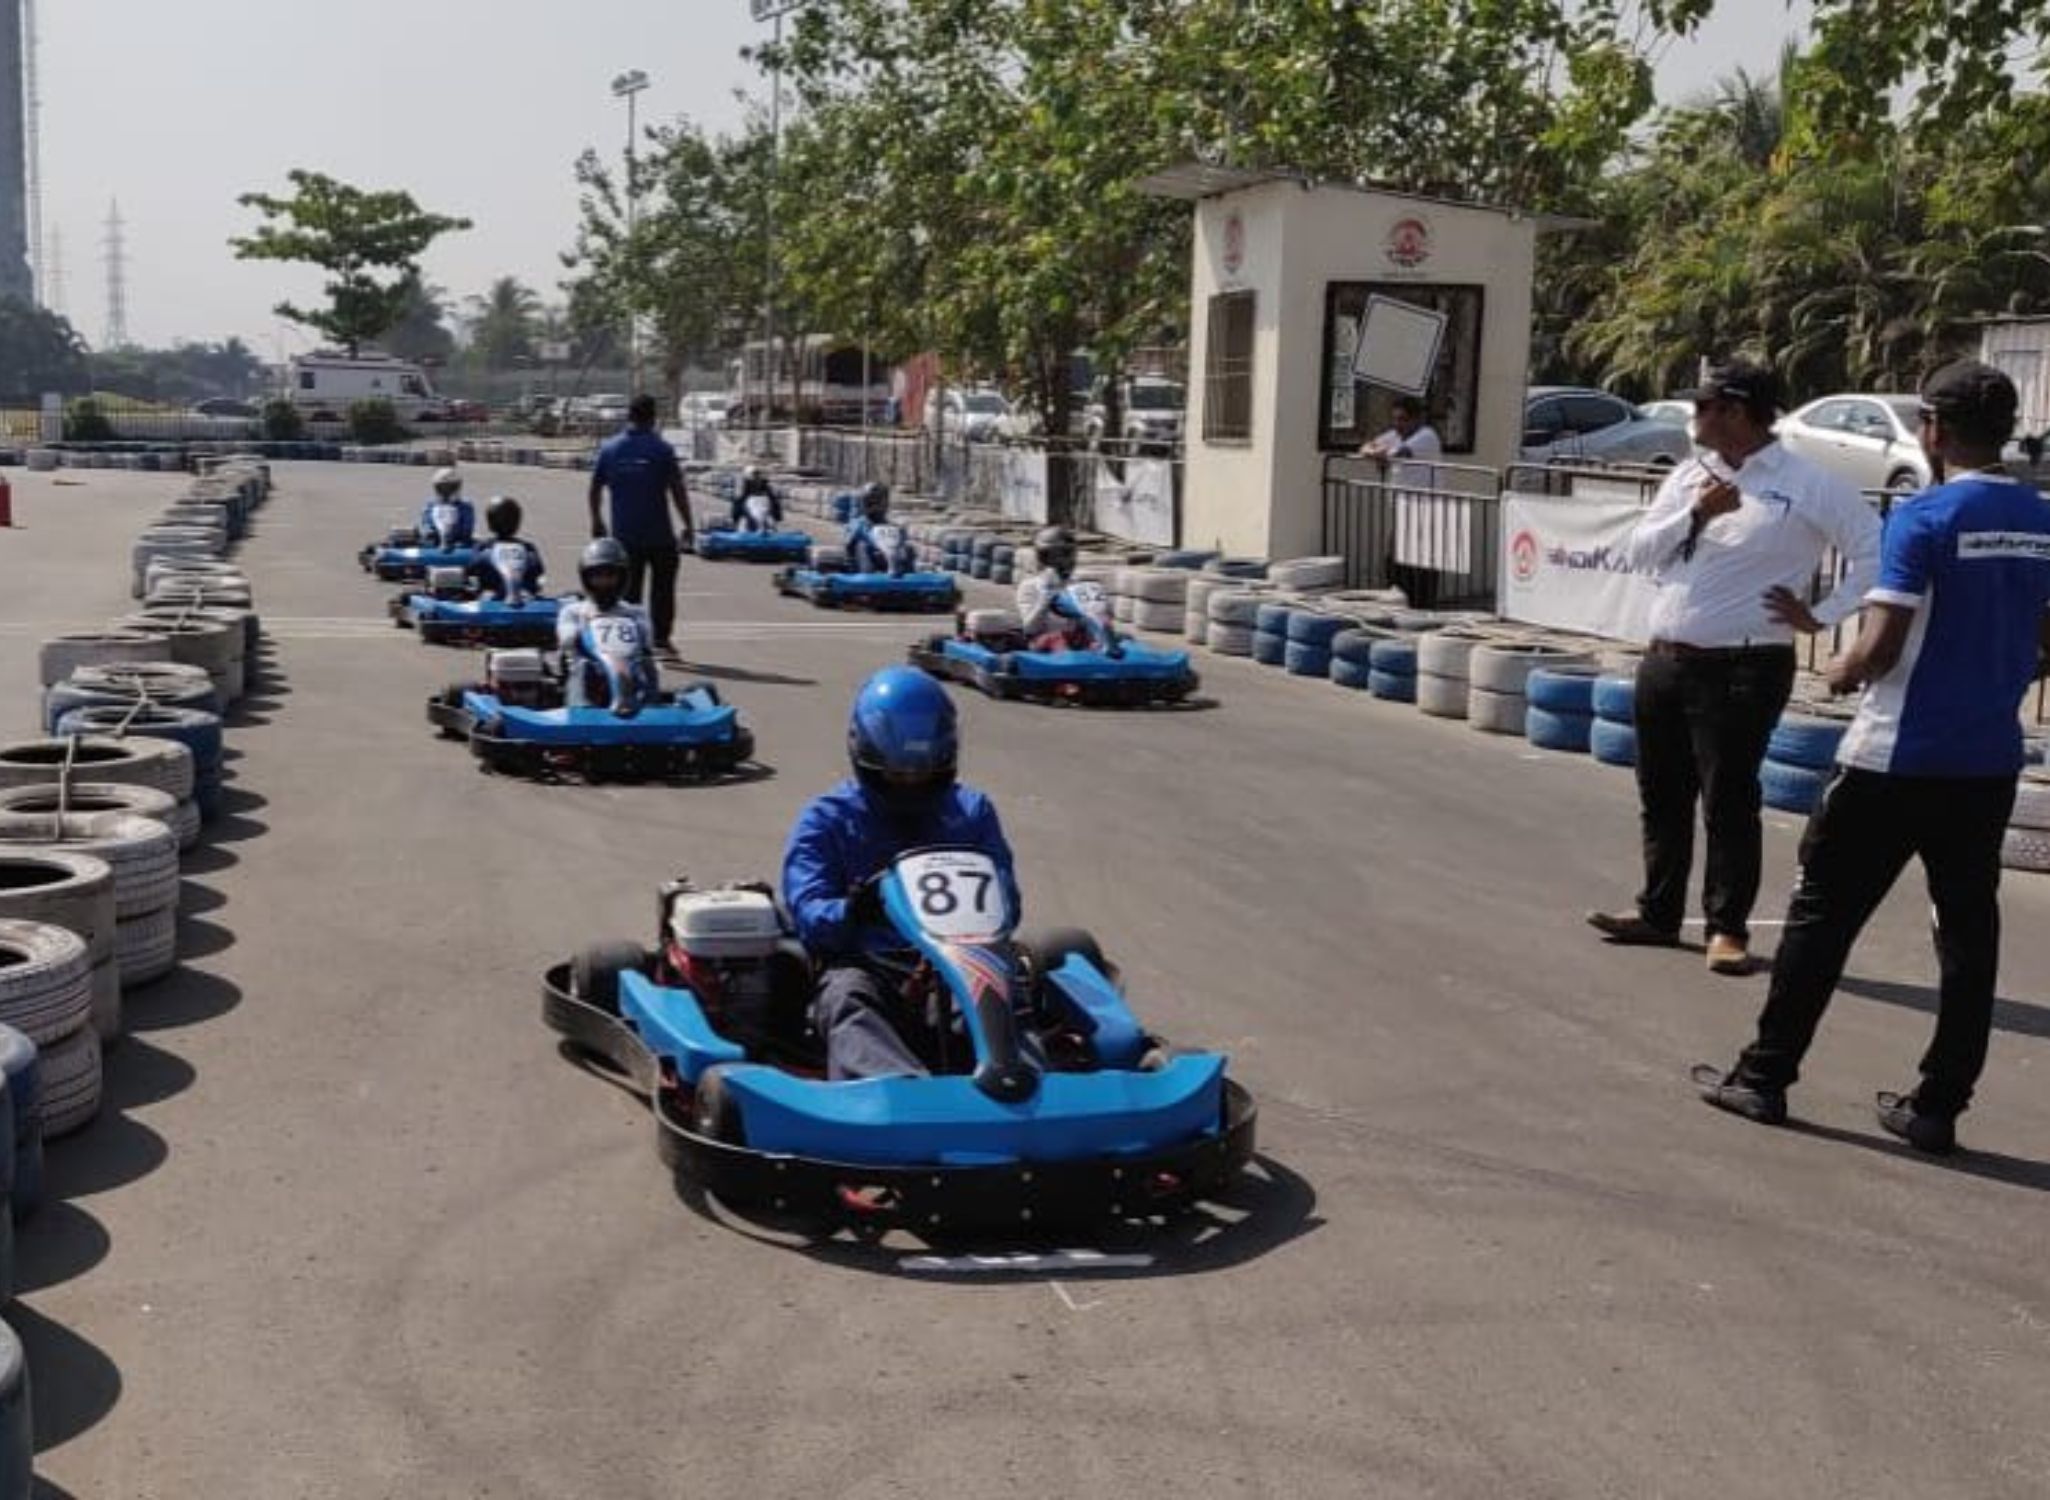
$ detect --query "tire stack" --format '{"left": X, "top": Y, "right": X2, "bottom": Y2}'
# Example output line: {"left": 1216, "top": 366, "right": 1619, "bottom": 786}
{"left": 2004, "top": 770, "right": 2050, "bottom": 873}
{"left": 0, "top": 853, "right": 117, "bottom": 1053}
{"left": 1415, "top": 629, "right": 1489, "bottom": 719}
{"left": 990, "top": 543, "right": 1016, "bottom": 587}
{"left": 0, "top": 921, "right": 100, "bottom": 1140}
{"left": 1524, "top": 667, "right": 1603, "bottom": 753}
{"left": 1252, "top": 601, "right": 1292, "bottom": 666}
{"left": 1184, "top": 575, "right": 1237, "bottom": 643}
{"left": 1365, "top": 635, "right": 1420, "bottom": 701}
{"left": 1119, "top": 568, "right": 1189, "bottom": 634}
{"left": 1285, "top": 610, "right": 1351, "bottom": 678}
{"left": 1, "top": 1023, "right": 39, "bottom": 1218}
{"left": 1590, "top": 673, "right": 1639, "bottom": 767}
{"left": 1266, "top": 556, "right": 1346, "bottom": 593}
{"left": 0, "top": 813, "right": 182, "bottom": 1008}
{"left": 49, "top": 704, "right": 222, "bottom": 823}
{"left": 1762, "top": 711, "right": 1851, "bottom": 815}
{"left": 1206, "top": 588, "right": 1270, "bottom": 657}
{"left": 1468, "top": 643, "right": 1598, "bottom": 737}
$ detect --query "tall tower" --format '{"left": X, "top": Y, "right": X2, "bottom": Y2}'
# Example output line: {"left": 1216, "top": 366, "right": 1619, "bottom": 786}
{"left": 103, "top": 200, "right": 127, "bottom": 347}
{"left": 0, "top": 0, "right": 35, "bottom": 302}
{"left": 21, "top": 0, "right": 37, "bottom": 303}
{"left": 43, "top": 219, "right": 60, "bottom": 314}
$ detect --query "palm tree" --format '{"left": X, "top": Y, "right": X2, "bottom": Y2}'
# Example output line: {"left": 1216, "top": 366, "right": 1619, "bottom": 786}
{"left": 466, "top": 277, "right": 542, "bottom": 370}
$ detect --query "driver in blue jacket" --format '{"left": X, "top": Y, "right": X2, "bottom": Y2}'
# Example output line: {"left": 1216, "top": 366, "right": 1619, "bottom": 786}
{"left": 843, "top": 483, "right": 913, "bottom": 575}
{"left": 467, "top": 496, "right": 547, "bottom": 603}
{"left": 418, "top": 466, "right": 477, "bottom": 547}
{"left": 556, "top": 538, "right": 660, "bottom": 713}
{"left": 783, "top": 665, "right": 1021, "bottom": 1080}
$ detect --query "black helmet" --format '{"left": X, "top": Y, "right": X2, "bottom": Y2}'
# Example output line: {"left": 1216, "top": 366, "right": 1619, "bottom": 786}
{"left": 861, "top": 481, "right": 890, "bottom": 519}
{"left": 579, "top": 537, "right": 629, "bottom": 606}
{"left": 1034, "top": 525, "right": 1077, "bottom": 578}
{"left": 485, "top": 495, "right": 523, "bottom": 537}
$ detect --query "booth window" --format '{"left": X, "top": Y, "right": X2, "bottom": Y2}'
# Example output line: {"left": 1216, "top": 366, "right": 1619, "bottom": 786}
{"left": 1319, "top": 283, "right": 1484, "bottom": 454}
{"left": 1203, "top": 291, "right": 1256, "bottom": 443}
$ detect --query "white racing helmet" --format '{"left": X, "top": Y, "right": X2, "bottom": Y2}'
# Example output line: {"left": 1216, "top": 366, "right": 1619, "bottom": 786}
{"left": 433, "top": 465, "right": 463, "bottom": 496}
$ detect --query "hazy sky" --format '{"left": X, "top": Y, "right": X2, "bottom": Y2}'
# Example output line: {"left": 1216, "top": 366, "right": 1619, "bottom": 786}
{"left": 36, "top": 0, "right": 1812, "bottom": 354}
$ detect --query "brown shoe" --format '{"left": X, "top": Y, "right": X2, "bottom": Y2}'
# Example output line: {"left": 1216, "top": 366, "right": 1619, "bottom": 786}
{"left": 1705, "top": 934, "right": 1753, "bottom": 975}
{"left": 1587, "top": 910, "right": 1681, "bottom": 947}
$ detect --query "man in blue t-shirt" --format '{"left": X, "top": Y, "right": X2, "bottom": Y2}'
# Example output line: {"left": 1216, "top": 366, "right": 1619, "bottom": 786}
{"left": 1698, "top": 361, "right": 2050, "bottom": 1154}
{"left": 587, "top": 395, "right": 696, "bottom": 658}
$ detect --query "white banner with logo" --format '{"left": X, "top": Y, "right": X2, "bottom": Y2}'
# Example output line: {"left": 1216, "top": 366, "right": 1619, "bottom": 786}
{"left": 999, "top": 448, "right": 1049, "bottom": 523}
{"left": 1092, "top": 458, "right": 1176, "bottom": 547}
{"left": 1498, "top": 490, "right": 1658, "bottom": 643}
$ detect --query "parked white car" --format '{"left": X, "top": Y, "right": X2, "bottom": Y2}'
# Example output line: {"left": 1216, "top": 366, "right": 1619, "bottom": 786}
{"left": 926, "top": 388, "right": 1011, "bottom": 443}
{"left": 1520, "top": 387, "right": 1691, "bottom": 467}
{"left": 1778, "top": 394, "right": 1933, "bottom": 496}
{"left": 678, "top": 392, "right": 731, "bottom": 431}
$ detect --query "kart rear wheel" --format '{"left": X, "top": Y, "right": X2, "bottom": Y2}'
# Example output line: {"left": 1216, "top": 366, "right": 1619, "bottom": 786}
{"left": 435, "top": 683, "right": 469, "bottom": 739}
{"left": 691, "top": 1063, "right": 746, "bottom": 1145}
{"left": 571, "top": 940, "right": 649, "bottom": 1016}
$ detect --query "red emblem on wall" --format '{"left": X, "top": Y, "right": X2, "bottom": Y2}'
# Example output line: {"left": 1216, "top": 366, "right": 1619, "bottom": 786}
{"left": 1222, "top": 211, "right": 1245, "bottom": 275}
{"left": 1385, "top": 216, "right": 1432, "bottom": 270}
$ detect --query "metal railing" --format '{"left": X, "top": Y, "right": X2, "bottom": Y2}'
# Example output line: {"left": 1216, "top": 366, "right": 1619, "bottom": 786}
{"left": 1322, "top": 454, "right": 1509, "bottom": 607}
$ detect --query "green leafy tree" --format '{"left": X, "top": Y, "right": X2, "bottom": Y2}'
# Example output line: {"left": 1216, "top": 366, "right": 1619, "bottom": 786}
{"left": 230, "top": 171, "right": 472, "bottom": 354}
{"left": 382, "top": 275, "right": 457, "bottom": 364}
{"left": 0, "top": 295, "right": 89, "bottom": 399}
{"left": 465, "top": 276, "right": 542, "bottom": 369}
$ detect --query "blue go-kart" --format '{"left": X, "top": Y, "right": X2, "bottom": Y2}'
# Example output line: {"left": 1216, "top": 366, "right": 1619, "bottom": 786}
{"left": 696, "top": 494, "right": 813, "bottom": 564}
{"left": 389, "top": 567, "right": 564, "bottom": 648}
{"left": 542, "top": 847, "right": 1255, "bottom": 1235}
{"left": 427, "top": 646, "right": 756, "bottom": 782}
{"left": 912, "top": 583, "right": 1200, "bottom": 707}
{"left": 775, "top": 526, "right": 960, "bottom": 613}
{"left": 358, "top": 522, "right": 478, "bottom": 583}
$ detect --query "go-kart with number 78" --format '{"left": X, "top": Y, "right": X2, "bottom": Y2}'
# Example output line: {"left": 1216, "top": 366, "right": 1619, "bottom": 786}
{"left": 542, "top": 846, "right": 1256, "bottom": 1235}
{"left": 428, "top": 645, "right": 756, "bottom": 782}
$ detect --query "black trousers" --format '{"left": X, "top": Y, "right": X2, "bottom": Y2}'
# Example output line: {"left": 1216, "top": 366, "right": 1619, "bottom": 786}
{"left": 622, "top": 544, "right": 680, "bottom": 646}
{"left": 1736, "top": 769, "right": 2015, "bottom": 1116}
{"left": 1632, "top": 644, "right": 1796, "bottom": 939}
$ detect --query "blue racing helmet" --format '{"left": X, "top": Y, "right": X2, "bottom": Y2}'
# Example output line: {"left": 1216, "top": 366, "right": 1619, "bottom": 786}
{"left": 848, "top": 666, "right": 957, "bottom": 807}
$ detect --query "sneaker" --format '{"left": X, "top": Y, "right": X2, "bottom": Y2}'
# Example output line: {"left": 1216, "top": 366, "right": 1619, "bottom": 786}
{"left": 1875, "top": 1091, "right": 1958, "bottom": 1155}
{"left": 1705, "top": 934, "right": 1753, "bottom": 976}
{"left": 1587, "top": 910, "right": 1681, "bottom": 947}
{"left": 1691, "top": 1062, "right": 1787, "bottom": 1126}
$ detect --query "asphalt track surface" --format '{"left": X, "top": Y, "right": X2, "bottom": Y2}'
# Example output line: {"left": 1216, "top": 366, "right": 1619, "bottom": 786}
{"left": 4, "top": 462, "right": 2050, "bottom": 1499}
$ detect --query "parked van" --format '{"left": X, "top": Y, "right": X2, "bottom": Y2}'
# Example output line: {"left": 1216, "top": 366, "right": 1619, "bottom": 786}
{"left": 288, "top": 353, "right": 448, "bottom": 422}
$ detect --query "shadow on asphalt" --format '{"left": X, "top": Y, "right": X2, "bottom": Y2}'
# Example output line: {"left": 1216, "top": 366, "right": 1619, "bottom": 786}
{"left": 1784, "top": 1118, "right": 2050, "bottom": 1193}
{"left": 41, "top": 1103, "right": 168, "bottom": 1202}
{"left": 178, "top": 845, "right": 237, "bottom": 877}
{"left": 178, "top": 880, "right": 226, "bottom": 918}
{"left": 676, "top": 661, "right": 818, "bottom": 689}
{"left": 98, "top": 1038, "right": 196, "bottom": 1114}
{"left": 125, "top": 968, "right": 242, "bottom": 1034}
{"left": 1840, "top": 973, "right": 2050, "bottom": 1042}
{"left": 12, "top": 1301, "right": 121, "bottom": 1452}
{"left": 173, "top": 917, "right": 233, "bottom": 962}
{"left": 11, "top": 1201, "right": 110, "bottom": 1295}
{"left": 32, "top": 1473, "right": 83, "bottom": 1498}
{"left": 692, "top": 1153, "right": 1321, "bottom": 1282}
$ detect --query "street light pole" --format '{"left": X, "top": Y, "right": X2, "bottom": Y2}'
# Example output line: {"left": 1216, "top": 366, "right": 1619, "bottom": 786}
{"left": 611, "top": 68, "right": 651, "bottom": 396}
{"left": 749, "top": 0, "right": 808, "bottom": 436}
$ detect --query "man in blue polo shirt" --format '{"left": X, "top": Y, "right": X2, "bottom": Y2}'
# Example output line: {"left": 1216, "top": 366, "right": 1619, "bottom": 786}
{"left": 588, "top": 395, "right": 696, "bottom": 658}
{"left": 1697, "top": 361, "right": 2050, "bottom": 1153}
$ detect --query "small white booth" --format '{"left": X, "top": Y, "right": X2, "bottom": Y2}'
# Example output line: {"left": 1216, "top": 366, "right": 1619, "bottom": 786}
{"left": 1140, "top": 166, "right": 1540, "bottom": 561}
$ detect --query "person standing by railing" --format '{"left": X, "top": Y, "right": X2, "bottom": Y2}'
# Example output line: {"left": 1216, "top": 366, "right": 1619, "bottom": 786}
{"left": 1588, "top": 360, "right": 1880, "bottom": 975}
{"left": 1359, "top": 396, "right": 1444, "bottom": 606}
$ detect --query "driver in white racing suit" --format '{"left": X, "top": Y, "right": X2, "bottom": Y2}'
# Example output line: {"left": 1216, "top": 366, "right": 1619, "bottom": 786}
{"left": 467, "top": 495, "right": 547, "bottom": 603}
{"left": 1015, "top": 525, "right": 1099, "bottom": 651}
{"left": 557, "top": 538, "right": 661, "bottom": 713}
{"left": 843, "top": 483, "right": 914, "bottom": 575}
{"left": 730, "top": 466, "right": 784, "bottom": 532}
{"left": 417, "top": 465, "right": 477, "bottom": 548}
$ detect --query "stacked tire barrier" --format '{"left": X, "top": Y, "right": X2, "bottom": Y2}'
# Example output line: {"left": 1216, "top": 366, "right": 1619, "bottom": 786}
{"left": 1416, "top": 630, "right": 1486, "bottom": 719}
{"left": 1590, "top": 673, "right": 1639, "bottom": 768}
{"left": 1524, "top": 666, "right": 1603, "bottom": 753}
{"left": 1762, "top": 711, "right": 1851, "bottom": 815}
{"left": 1115, "top": 568, "right": 1189, "bottom": 634}
{"left": 0, "top": 921, "right": 98, "bottom": 1141}
{"left": 1467, "top": 644, "right": 1598, "bottom": 738}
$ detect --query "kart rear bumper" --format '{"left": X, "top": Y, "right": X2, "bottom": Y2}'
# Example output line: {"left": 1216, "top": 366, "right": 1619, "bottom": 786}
{"left": 910, "top": 643, "right": 1200, "bottom": 707}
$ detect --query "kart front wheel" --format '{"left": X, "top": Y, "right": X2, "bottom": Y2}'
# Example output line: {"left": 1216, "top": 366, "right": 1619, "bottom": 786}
{"left": 571, "top": 940, "right": 649, "bottom": 1016}
{"left": 691, "top": 1063, "right": 746, "bottom": 1145}
{"left": 1017, "top": 926, "right": 1111, "bottom": 987}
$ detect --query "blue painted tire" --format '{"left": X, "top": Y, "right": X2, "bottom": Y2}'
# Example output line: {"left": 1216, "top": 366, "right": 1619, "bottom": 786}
{"left": 0, "top": 1316, "right": 27, "bottom": 1500}
{"left": 1369, "top": 670, "right": 1418, "bottom": 703}
{"left": 1526, "top": 706, "right": 1594, "bottom": 753}
{"left": 1207, "top": 558, "right": 1267, "bottom": 580}
{"left": 1331, "top": 657, "right": 1373, "bottom": 691}
{"left": 1330, "top": 629, "right": 1382, "bottom": 666}
{"left": 970, "top": 560, "right": 992, "bottom": 580}
{"left": 1592, "top": 675, "right": 1638, "bottom": 724}
{"left": 1254, "top": 602, "right": 1294, "bottom": 635}
{"left": 1761, "top": 758, "right": 1832, "bottom": 814}
{"left": 1286, "top": 612, "right": 1348, "bottom": 647}
{"left": 56, "top": 705, "right": 224, "bottom": 775}
{"left": 1527, "top": 668, "right": 1599, "bottom": 715}
{"left": 1284, "top": 642, "right": 1332, "bottom": 677}
{"left": 1252, "top": 631, "right": 1287, "bottom": 666}
{"left": 1367, "top": 638, "right": 1419, "bottom": 674}
{"left": 1151, "top": 550, "right": 1218, "bottom": 571}
{"left": 1590, "top": 718, "right": 1638, "bottom": 767}
{"left": 0, "top": 1027, "right": 37, "bottom": 1223}
{"left": 1768, "top": 714, "right": 1848, "bottom": 770}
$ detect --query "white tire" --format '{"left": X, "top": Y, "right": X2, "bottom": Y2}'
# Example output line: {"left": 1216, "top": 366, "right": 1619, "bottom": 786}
{"left": 1112, "top": 594, "right": 1136, "bottom": 624}
{"left": 37, "top": 1023, "right": 102, "bottom": 1138}
{"left": 1208, "top": 590, "right": 1267, "bottom": 626}
{"left": 1470, "top": 643, "right": 1599, "bottom": 696}
{"left": 0, "top": 850, "right": 115, "bottom": 964}
{"left": 0, "top": 736, "right": 196, "bottom": 803}
{"left": 0, "top": 813, "right": 180, "bottom": 921}
{"left": 0, "top": 782, "right": 195, "bottom": 854}
{"left": 1416, "top": 629, "right": 1490, "bottom": 682}
{"left": 110, "top": 616, "right": 236, "bottom": 676}
{"left": 0, "top": 919, "right": 92, "bottom": 1044}
{"left": 2010, "top": 770, "right": 2050, "bottom": 833}
{"left": 1129, "top": 569, "right": 1190, "bottom": 605}
{"left": 116, "top": 906, "right": 178, "bottom": 988}
{"left": 1468, "top": 685, "right": 1529, "bottom": 735}
{"left": 90, "top": 956, "right": 122, "bottom": 1044}
{"left": 37, "top": 630, "right": 173, "bottom": 688}
{"left": 1207, "top": 621, "right": 1255, "bottom": 656}
{"left": 69, "top": 660, "right": 214, "bottom": 698}
{"left": 1416, "top": 672, "right": 1470, "bottom": 719}
{"left": 1268, "top": 556, "right": 1346, "bottom": 592}
{"left": 1130, "top": 598, "right": 1184, "bottom": 633}
{"left": 2002, "top": 825, "right": 2050, "bottom": 873}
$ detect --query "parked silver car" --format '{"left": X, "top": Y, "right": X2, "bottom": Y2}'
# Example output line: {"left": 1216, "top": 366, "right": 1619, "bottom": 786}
{"left": 1778, "top": 394, "right": 1933, "bottom": 495}
{"left": 1521, "top": 387, "right": 1691, "bottom": 467}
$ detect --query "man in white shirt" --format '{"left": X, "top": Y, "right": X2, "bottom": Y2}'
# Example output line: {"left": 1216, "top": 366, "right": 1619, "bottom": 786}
{"left": 1360, "top": 396, "right": 1448, "bottom": 606}
{"left": 1588, "top": 360, "right": 1881, "bottom": 974}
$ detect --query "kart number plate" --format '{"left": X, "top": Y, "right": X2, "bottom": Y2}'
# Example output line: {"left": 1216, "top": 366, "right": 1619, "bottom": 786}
{"left": 590, "top": 617, "right": 643, "bottom": 655}
{"left": 872, "top": 524, "right": 905, "bottom": 554}
{"left": 1067, "top": 581, "right": 1108, "bottom": 617}
{"left": 492, "top": 541, "right": 528, "bottom": 580}
{"left": 896, "top": 851, "right": 1006, "bottom": 940}
{"left": 745, "top": 494, "right": 774, "bottom": 525}
{"left": 431, "top": 503, "right": 460, "bottom": 539}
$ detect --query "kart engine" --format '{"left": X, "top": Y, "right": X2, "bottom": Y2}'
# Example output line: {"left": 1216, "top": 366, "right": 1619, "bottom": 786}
{"left": 485, "top": 648, "right": 552, "bottom": 708}
{"left": 425, "top": 565, "right": 471, "bottom": 600}
{"left": 660, "top": 886, "right": 807, "bottom": 1044}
